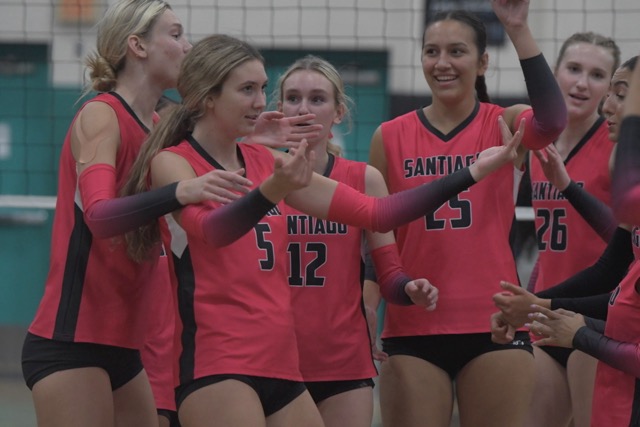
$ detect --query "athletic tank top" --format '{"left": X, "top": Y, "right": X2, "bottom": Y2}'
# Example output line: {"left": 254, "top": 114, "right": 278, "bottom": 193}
{"left": 285, "top": 155, "right": 377, "bottom": 381}
{"left": 380, "top": 102, "right": 520, "bottom": 337}
{"left": 163, "top": 139, "right": 302, "bottom": 385}
{"left": 29, "top": 92, "right": 159, "bottom": 348}
{"left": 591, "top": 227, "right": 640, "bottom": 426}
{"left": 531, "top": 119, "right": 612, "bottom": 292}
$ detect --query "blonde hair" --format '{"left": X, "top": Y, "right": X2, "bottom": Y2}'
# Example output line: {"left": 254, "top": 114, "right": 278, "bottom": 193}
{"left": 83, "top": 0, "right": 170, "bottom": 95}
{"left": 122, "top": 34, "right": 264, "bottom": 261}
{"left": 275, "top": 55, "right": 353, "bottom": 157}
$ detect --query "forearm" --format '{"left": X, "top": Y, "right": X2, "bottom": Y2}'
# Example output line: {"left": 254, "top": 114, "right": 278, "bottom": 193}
{"left": 573, "top": 325, "right": 640, "bottom": 378}
{"left": 328, "top": 167, "right": 476, "bottom": 233}
{"left": 562, "top": 181, "right": 617, "bottom": 242}
{"left": 363, "top": 277, "right": 382, "bottom": 311}
{"left": 536, "top": 226, "right": 632, "bottom": 299}
{"left": 370, "top": 244, "right": 412, "bottom": 305}
{"left": 518, "top": 55, "right": 568, "bottom": 149}
{"left": 179, "top": 188, "right": 276, "bottom": 247}
{"left": 550, "top": 293, "right": 610, "bottom": 321}
{"left": 80, "top": 163, "right": 182, "bottom": 238}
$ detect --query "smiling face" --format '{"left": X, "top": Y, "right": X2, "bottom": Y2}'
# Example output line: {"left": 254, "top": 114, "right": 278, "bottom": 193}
{"left": 602, "top": 66, "right": 632, "bottom": 142}
{"left": 279, "top": 69, "right": 343, "bottom": 145}
{"left": 209, "top": 59, "right": 268, "bottom": 139}
{"left": 555, "top": 42, "right": 614, "bottom": 122}
{"left": 421, "top": 19, "right": 488, "bottom": 105}
{"left": 143, "top": 9, "right": 192, "bottom": 90}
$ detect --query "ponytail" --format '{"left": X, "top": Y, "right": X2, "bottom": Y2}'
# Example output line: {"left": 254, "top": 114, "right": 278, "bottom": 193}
{"left": 475, "top": 75, "right": 491, "bottom": 103}
{"left": 122, "top": 104, "right": 195, "bottom": 261}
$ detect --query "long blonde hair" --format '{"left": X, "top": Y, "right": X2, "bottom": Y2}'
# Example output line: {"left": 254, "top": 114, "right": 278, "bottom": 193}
{"left": 122, "top": 34, "right": 265, "bottom": 261}
{"left": 275, "top": 55, "right": 353, "bottom": 157}
{"left": 83, "top": 0, "right": 170, "bottom": 96}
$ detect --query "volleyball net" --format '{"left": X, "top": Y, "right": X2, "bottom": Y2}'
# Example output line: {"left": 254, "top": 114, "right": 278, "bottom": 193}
{"left": 0, "top": 0, "right": 638, "bottom": 216}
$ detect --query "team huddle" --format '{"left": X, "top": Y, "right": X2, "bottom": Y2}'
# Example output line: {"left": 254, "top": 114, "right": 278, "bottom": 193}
{"left": 18, "top": 0, "right": 640, "bottom": 426}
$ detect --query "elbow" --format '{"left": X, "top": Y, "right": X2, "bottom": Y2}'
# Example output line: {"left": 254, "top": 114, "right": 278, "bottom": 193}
{"left": 83, "top": 214, "right": 120, "bottom": 240}
{"left": 540, "top": 113, "right": 567, "bottom": 142}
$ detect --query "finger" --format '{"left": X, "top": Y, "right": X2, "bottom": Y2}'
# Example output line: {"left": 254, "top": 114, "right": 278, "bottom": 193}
{"left": 555, "top": 308, "right": 575, "bottom": 316}
{"left": 546, "top": 144, "right": 560, "bottom": 155}
{"left": 532, "top": 149, "right": 548, "bottom": 163}
{"left": 530, "top": 304, "right": 555, "bottom": 319}
{"left": 506, "top": 118, "right": 525, "bottom": 150}
{"left": 286, "top": 129, "right": 321, "bottom": 142}
{"left": 258, "top": 111, "right": 284, "bottom": 121}
{"left": 209, "top": 196, "right": 235, "bottom": 205}
{"left": 532, "top": 337, "right": 553, "bottom": 346}
{"left": 517, "top": 117, "right": 526, "bottom": 136}
{"left": 500, "top": 281, "right": 525, "bottom": 294}
{"left": 208, "top": 188, "right": 245, "bottom": 201}
{"left": 528, "top": 312, "right": 549, "bottom": 325}
{"left": 225, "top": 175, "right": 253, "bottom": 188}
{"left": 289, "top": 123, "right": 323, "bottom": 134}
{"left": 506, "top": 323, "right": 516, "bottom": 341}
{"left": 498, "top": 115, "right": 513, "bottom": 145}
{"left": 286, "top": 113, "right": 316, "bottom": 125}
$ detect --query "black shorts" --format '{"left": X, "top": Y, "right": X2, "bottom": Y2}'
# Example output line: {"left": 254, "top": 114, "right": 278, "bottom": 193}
{"left": 175, "top": 374, "right": 307, "bottom": 417}
{"left": 538, "top": 345, "right": 573, "bottom": 368}
{"left": 382, "top": 332, "right": 532, "bottom": 380}
{"left": 305, "top": 378, "right": 375, "bottom": 404}
{"left": 21, "top": 332, "right": 143, "bottom": 390}
{"left": 158, "top": 409, "right": 180, "bottom": 427}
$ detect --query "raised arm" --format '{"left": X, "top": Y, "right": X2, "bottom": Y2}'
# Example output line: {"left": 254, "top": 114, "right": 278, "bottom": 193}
{"left": 493, "top": 0, "right": 567, "bottom": 158}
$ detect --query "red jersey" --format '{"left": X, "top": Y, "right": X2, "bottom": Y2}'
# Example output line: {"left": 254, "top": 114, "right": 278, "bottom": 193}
{"left": 29, "top": 92, "right": 158, "bottom": 348}
{"left": 284, "top": 155, "right": 377, "bottom": 381}
{"left": 591, "top": 232, "right": 640, "bottom": 426}
{"left": 163, "top": 139, "right": 302, "bottom": 386}
{"left": 380, "top": 103, "right": 520, "bottom": 337}
{"left": 140, "top": 243, "right": 175, "bottom": 411}
{"left": 531, "top": 119, "right": 613, "bottom": 292}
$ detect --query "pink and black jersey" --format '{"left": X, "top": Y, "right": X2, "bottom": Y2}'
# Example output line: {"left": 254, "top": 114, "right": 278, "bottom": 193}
{"left": 380, "top": 102, "right": 520, "bottom": 337}
{"left": 29, "top": 92, "right": 159, "bottom": 349}
{"left": 284, "top": 155, "right": 377, "bottom": 382}
{"left": 140, "top": 242, "right": 175, "bottom": 411}
{"left": 531, "top": 118, "right": 613, "bottom": 292}
{"left": 591, "top": 228, "right": 640, "bottom": 426}
{"left": 163, "top": 138, "right": 302, "bottom": 386}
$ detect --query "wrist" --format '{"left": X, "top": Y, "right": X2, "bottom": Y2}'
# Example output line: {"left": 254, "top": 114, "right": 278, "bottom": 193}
{"left": 468, "top": 163, "right": 482, "bottom": 182}
{"left": 533, "top": 296, "right": 551, "bottom": 309}
{"left": 259, "top": 176, "right": 289, "bottom": 204}
{"left": 172, "top": 181, "right": 187, "bottom": 206}
{"left": 556, "top": 178, "right": 572, "bottom": 192}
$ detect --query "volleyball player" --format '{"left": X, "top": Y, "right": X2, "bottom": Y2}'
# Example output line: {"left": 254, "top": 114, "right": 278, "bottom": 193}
{"left": 494, "top": 54, "right": 640, "bottom": 427}
{"left": 365, "top": 1, "right": 567, "bottom": 425}
{"left": 522, "top": 31, "right": 620, "bottom": 427}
